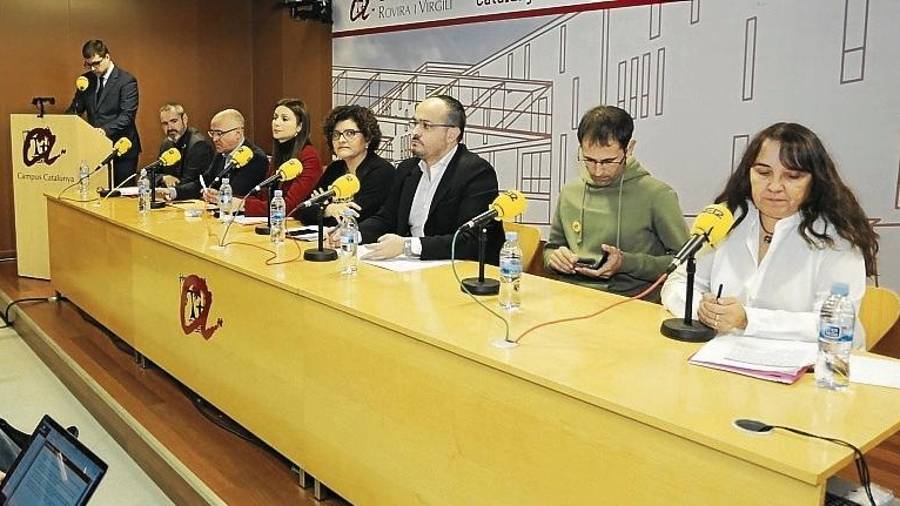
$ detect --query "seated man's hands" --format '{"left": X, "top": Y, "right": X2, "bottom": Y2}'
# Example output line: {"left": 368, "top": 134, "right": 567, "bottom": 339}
{"left": 161, "top": 175, "right": 180, "bottom": 188}
{"left": 361, "top": 233, "right": 405, "bottom": 260}
{"left": 324, "top": 201, "right": 361, "bottom": 219}
{"left": 202, "top": 188, "right": 220, "bottom": 204}
{"left": 574, "top": 244, "right": 623, "bottom": 279}
{"left": 154, "top": 188, "right": 174, "bottom": 201}
{"left": 547, "top": 246, "right": 578, "bottom": 274}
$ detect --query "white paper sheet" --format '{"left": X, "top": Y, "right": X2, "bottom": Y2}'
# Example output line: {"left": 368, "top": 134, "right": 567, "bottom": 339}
{"left": 358, "top": 245, "right": 453, "bottom": 272}
{"left": 850, "top": 354, "right": 900, "bottom": 389}
{"left": 691, "top": 334, "right": 817, "bottom": 373}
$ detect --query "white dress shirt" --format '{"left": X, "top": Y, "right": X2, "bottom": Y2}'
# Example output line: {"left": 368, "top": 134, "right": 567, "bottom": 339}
{"left": 407, "top": 145, "right": 457, "bottom": 255}
{"left": 660, "top": 203, "right": 867, "bottom": 348}
{"left": 98, "top": 63, "right": 114, "bottom": 95}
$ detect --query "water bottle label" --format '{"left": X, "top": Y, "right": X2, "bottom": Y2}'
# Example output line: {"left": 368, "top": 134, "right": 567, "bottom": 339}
{"left": 820, "top": 325, "right": 841, "bottom": 339}
{"left": 500, "top": 259, "right": 522, "bottom": 277}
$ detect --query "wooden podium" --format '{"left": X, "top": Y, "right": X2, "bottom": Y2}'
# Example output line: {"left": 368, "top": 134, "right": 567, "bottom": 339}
{"left": 9, "top": 114, "right": 111, "bottom": 279}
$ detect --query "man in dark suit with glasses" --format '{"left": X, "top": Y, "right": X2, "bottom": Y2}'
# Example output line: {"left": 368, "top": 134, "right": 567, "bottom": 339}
{"left": 66, "top": 39, "right": 141, "bottom": 186}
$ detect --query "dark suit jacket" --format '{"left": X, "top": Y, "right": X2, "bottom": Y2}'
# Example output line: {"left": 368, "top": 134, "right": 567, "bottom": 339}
{"left": 359, "top": 144, "right": 503, "bottom": 264}
{"left": 66, "top": 66, "right": 141, "bottom": 157}
{"left": 173, "top": 139, "right": 268, "bottom": 200}
{"left": 297, "top": 151, "right": 395, "bottom": 226}
{"left": 157, "top": 127, "right": 215, "bottom": 186}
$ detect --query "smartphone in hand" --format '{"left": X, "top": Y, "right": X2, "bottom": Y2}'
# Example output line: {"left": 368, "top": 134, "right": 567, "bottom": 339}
{"left": 574, "top": 250, "right": 609, "bottom": 270}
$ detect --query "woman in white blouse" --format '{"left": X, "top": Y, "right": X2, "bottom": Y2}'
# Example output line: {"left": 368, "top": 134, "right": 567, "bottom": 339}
{"left": 661, "top": 123, "right": 879, "bottom": 347}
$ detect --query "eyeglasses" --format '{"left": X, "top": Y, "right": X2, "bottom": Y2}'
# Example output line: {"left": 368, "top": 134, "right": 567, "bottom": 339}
{"left": 208, "top": 127, "right": 241, "bottom": 139}
{"left": 83, "top": 57, "right": 106, "bottom": 69}
{"left": 578, "top": 154, "right": 626, "bottom": 170}
{"left": 407, "top": 119, "right": 456, "bottom": 131}
{"left": 331, "top": 129, "right": 362, "bottom": 141}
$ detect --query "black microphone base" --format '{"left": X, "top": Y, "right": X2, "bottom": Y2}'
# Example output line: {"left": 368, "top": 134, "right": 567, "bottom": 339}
{"left": 660, "top": 317, "right": 716, "bottom": 342}
{"left": 98, "top": 189, "right": 121, "bottom": 198}
{"left": 254, "top": 226, "right": 270, "bottom": 235}
{"left": 150, "top": 201, "right": 166, "bottom": 210}
{"left": 304, "top": 248, "right": 338, "bottom": 262}
{"left": 460, "top": 277, "right": 500, "bottom": 296}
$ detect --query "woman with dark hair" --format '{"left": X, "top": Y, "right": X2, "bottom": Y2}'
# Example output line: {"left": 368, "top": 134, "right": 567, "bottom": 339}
{"left": 661, "top": 122, "right": 878, "bottom": 347}
{"left": 298, "top": 105, "right": 394, "bottom": 225}
{"left": 241, "top": 98, "right": 323, "bottom": 217}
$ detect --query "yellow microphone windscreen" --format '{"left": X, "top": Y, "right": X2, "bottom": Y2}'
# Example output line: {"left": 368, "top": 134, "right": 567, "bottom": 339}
{"left": 691, "top": 204, "right": 734, "bottom": 247}
{"left": 331, "top": 174, "right": 361, "bottom": 199}
{"left": 231, "top": 146, "right": 254, "bottom": 168}
{"left": 114, "top": 138, "right": 132, "bottom": 156}
{"left": 491, "top": 190, "right": 527, "bottom": 220}
{"left": 278, "top": 159, "right": 303, "bottom": 181}
{"left": 160, "top": 148, "right": 182, "bottom": 167}
{"left": 75, "top": 76, "right": 89, "bottom": 91}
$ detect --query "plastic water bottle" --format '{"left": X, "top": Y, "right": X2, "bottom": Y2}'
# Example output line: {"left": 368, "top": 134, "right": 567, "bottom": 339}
{"left": 78, "top": 160, "right": 90, "bottom": 200}
{"left": 138, "top": 169, "right": 151, "bottom": 215}
{"left": 219, "top": 177, "right": 233, "bottom": 222}
{"left": 270, "top": 189, "right": 286, "bottom": 244}
{"left": 815, "top": 282, "right": 855, "bottom": 390}
{"left": 338, "top": 209, "right": 359, "bottom": 276}
{"left": 498, "top": 231, "right": 523, "bottom": 311}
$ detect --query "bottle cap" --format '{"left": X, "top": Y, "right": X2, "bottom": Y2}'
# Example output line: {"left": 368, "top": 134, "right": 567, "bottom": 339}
{"left": 274, "top": 189, "right": 283, "bottom": 197}
{"left": 221, "top": 177, "right": 229, "bottom": 184}
{"left": 505, "top": 231, "right": 518, "bottom": 241}
{"left": 341, "top": 209, "right": 355, "bottom": 217}
{"left": 830, "top": 282, "right": 849, "bottom": 296}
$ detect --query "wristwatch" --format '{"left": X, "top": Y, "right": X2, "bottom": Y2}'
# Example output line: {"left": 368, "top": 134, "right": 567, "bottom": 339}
{"left": 403, "top": 238, "right": 413, "bottom": 257}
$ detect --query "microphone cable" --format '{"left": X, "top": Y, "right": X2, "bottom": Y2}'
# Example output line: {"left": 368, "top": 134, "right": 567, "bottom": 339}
{"left": 514, "top": 272, "right": 668, "bottom": 344}
{"left": 746, "top": 422, "right": 875, "bottom": 506}
{"left": 450, "top": 228, "right": 511, "bottom": 343}
{"left": 216, "top": 196, "right": 303, "bottom": 266}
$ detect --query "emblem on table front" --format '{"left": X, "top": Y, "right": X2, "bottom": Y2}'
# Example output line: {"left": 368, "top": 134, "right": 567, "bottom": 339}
{"left": 179, "top": 275, "right": 223, "bottom": 339}
{"left": 22, "top": 127, "right": 65, "bottom": 167}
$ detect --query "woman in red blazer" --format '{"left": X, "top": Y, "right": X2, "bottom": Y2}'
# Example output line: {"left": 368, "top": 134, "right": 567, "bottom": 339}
{"left": 242, "top": 98, "right": 323, "bottom": 217}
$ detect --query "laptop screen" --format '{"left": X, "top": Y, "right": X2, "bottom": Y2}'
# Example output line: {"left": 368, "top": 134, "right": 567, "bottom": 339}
{"left": 0, "top": 415, "right": 107, "bottom": 506}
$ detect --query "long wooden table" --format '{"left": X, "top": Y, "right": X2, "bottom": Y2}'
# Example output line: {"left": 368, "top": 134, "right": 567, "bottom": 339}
{"left": 47, "top": 196, "right": 900, "bottom": 505}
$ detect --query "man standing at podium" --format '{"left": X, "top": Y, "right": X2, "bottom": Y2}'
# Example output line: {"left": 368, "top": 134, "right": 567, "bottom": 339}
{"left": 66, "top": 39, "right": 141, "bottom": 186}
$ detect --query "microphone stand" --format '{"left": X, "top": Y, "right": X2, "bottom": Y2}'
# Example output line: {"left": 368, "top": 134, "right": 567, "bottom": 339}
{"left": 148, "top": 166, "right": 165, "bottom": 210}
{"left": 254, "top": 179, "right": 280, "bottom": 235}
{"left": 460, "top": 225, "right": 499, "bottom": 296}
{"left": 303, "top": 202, "right": 338, "bottom": 262}
{"left": 98, "top": 159, "right": 118, "bottom": 198}
{"left": 660, "top": 255, "right": 715, "bottom": 342}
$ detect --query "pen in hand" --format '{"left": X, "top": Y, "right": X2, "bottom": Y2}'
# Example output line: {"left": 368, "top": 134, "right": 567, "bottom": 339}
{"left": 200, "top": 174, "right": 208, "bottom": 192}
{"left": 716, "top": 283, "right": 724, "bottom": 304}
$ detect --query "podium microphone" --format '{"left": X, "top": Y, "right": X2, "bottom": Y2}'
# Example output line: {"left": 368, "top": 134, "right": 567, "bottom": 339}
{"left": 75, "top": 76, "right": 89, "bottom": 91}
{"left": 301, "top": 174, "right": 361, "bottom": 262}
{"left": 212, "top": 145, "right": 254, "bottom": 185}
{"left": 98, "top": 138, "right": 133, "bottom": 168}
{"left": 460, "top": 190, "right": 527, "bottom": 232}
{"left": 661, "top": 204, "right": 735, "bottom": 342}
{"left": 252, "top": 159, "right": 304, "bottom": 236}
{"left": 460, "top": 190, "right": 528, "bottom": 296}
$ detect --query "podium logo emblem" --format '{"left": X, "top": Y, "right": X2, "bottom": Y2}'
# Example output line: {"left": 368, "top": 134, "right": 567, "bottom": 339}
{"left": 350, "top": 0, "right": 370, "bottom": 21}
{"left": 179, "top": 275, "right": 223, "bottom": 340}
{"left": 22, "top": 127, "right": 64, "bottom": 167}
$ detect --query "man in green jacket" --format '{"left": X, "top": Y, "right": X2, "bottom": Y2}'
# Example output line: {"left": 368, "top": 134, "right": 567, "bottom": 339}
{"left": 544, "top": 105, "right": 688, "bottom": 301}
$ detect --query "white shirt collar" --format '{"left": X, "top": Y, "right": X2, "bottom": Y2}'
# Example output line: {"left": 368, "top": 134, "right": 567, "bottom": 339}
{"left": 100, "top": 63, "right": 115, "bottom": 83}
{"left": 418, "top": 144, "right": 458, "bottom": 180}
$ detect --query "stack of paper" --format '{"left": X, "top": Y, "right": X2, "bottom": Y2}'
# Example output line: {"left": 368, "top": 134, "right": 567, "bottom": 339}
{"left": 358, "top": 245, "right": 452, "bottom": 272}
{"left": 689, "top": 334, "right": 818, "bottom": 384}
